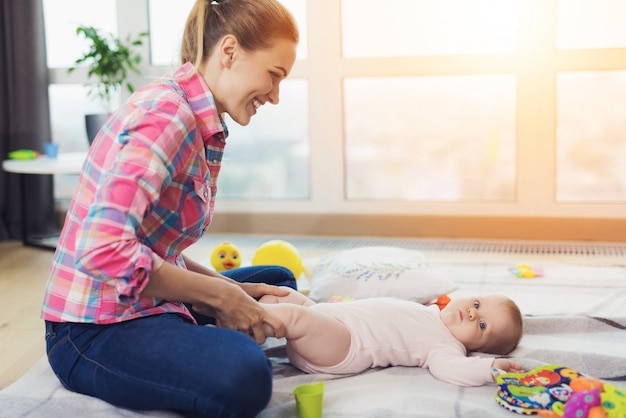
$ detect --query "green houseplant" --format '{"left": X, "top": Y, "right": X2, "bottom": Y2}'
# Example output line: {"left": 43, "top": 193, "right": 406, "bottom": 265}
{"left": 68, "top": 25, "right": 147, "bottom": 143}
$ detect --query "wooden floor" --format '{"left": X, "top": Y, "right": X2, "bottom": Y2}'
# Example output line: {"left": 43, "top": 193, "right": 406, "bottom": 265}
{"left": 0, "top": 242, "right": 52, "bottom": 389}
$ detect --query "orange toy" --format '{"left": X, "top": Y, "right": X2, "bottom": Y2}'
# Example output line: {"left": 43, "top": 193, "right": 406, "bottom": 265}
{"left": 435, "top": 295, "right": 451, "bottom": 310}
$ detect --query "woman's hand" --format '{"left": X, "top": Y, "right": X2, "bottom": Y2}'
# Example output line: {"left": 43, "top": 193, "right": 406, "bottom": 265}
{"left": 193, "top": 283, "right": 287, "bottom": 344}
{"left": 237, "top": 282, "right": 292, "bottom": 300}
{"left": 143, "top": 261, "right": 287, "bottom": 344}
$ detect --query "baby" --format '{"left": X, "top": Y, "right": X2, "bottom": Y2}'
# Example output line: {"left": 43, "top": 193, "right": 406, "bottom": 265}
{"left": 260, "top": 288, "right": 523, "bottom": 386}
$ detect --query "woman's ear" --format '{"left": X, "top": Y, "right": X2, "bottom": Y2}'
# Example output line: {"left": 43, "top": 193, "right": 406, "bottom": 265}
{"left": 219, "top": 35, "right": 237, "bottom": 68}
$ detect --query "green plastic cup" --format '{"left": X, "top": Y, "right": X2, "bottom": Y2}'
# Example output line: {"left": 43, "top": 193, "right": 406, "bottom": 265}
{"left": 293, "top": 381, "right": 324, "bottom": 418}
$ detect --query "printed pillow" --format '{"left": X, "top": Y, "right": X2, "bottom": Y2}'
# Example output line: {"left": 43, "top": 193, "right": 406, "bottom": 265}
{"left": 308, "top": 246, "right": 457, "bottom": 303}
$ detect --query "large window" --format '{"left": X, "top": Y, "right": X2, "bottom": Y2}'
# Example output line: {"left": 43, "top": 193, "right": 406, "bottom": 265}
{"left": 556, "top": 70, "right": 626, "bottom": 202}
{"left": 44, "top": 0, "right": 626, "bottom": 219}
{"left": 344, "top": 75, "right": 516, "bottom": 202}
{"left": 342, "top": 0, "right": 518, "bottom": 57}
{"left": 335, "top": 0, "right": 626, "bottom": 218}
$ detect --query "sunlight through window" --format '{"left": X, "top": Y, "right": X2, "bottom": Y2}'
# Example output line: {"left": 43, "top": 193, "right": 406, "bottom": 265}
{"left": 557, "top": 0, "right": 626, "bottom": 49}
{"left": 342, "top": 0, "right": 518, "bottom": 57}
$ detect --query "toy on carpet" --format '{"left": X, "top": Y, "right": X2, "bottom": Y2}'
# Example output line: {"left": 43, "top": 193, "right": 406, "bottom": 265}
{"left": 494, "top": 364, "right": 626, "bottom": 417}
{"left": 434, "top": 294, "right": 451, "bottom": 310}
{"left": 210, "top": 241, "right": 242, "bottom": 272}
{"left": 252, "top": 239, "right": 305, "bottom": 280}
{"left": 327, "top": 295, "right": 355, "bottom": 303}
{"left": 509, "top": 263, "right": 544, "bottom": 278}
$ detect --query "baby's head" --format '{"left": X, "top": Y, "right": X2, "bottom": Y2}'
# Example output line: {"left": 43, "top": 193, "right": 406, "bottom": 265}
{"left": 440, "top": 294, "right": 523, "bottom": 355}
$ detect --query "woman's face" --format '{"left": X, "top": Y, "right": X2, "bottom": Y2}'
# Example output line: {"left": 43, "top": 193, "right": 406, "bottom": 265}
{"left": 212, "top": 37, "right": 297, "bottom": 126}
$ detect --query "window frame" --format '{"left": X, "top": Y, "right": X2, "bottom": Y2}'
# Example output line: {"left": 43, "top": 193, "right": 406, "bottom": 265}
{"left": 47, "top": 0, "right": 626, "bottom": 222}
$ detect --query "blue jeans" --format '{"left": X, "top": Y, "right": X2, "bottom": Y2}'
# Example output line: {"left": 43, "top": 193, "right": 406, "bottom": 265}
{"left": 45, "top": 265, "right": 296, "bottom": 417}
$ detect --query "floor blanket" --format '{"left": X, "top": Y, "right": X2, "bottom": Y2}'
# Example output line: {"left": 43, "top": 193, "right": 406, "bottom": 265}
{"left": 1, "top": 241, "right": 625, "bottom": 417}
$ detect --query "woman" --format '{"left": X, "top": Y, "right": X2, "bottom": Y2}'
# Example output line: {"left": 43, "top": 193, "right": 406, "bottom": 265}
{"left": 41, "top": 0, "right": 299, "bottom": 416}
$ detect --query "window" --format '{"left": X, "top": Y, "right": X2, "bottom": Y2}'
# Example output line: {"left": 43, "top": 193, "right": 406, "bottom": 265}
{"left": 44, "top": 0, "right": 117, "bottom": 69}
{"left": 556, "top": 70, "right": 626, "bottom": 202}
{"left": 342, "top": 0, "right": 518, "bottom": 57}
{"left": 220, "top": 80, "right": 310, "bottom": 200}
{"left": 557, "top": 0, "right": 626, "bottom": 49}
{"left": 44, "top": 0, "right": 626, "bottom": 219}
{"left": 148, "top": 0, "right": 194, "bottom": 66}
{"left": 334, "top": 0, "right": 626, "bottom": 218}
{"left": 344, "top": 75, "right": 516, "bottom": 202}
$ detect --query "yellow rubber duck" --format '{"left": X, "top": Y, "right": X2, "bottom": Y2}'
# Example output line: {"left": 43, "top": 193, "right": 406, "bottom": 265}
{"left": 210, "top": 241, "right": 242, "bottom": 272}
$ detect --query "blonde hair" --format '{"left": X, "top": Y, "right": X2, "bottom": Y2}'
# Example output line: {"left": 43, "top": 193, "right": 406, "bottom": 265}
{"left": 181, "top": 0, "right": 299, "bottom": 67}
{"left": 483, "top": 298, "right": 523, "bottom": 355}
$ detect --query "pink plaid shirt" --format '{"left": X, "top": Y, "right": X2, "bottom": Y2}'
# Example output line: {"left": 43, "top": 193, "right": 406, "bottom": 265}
{"left": 42, "top": 63, "right": 227, "bottom": 324}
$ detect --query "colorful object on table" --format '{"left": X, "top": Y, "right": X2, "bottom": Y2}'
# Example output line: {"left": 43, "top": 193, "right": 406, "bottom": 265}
{"left": 8, "top": 149, "right": 39, "bottom": 160}
{"left": 252, "top": 239, "right": 305, "bottom": 280}
{"left": 327, "top": 295, "right": 355, "bottom": 303}
{"left": 509, "top": 263, "right": 544, "bottom": 278}
{"left": 434, "top": 294, "right": 451, "bottom": 310}
{"left": 495, "top": 364, "right": 626, "bottom": 417}
{"left": 43, "top": 142, "right": 59, "bottom": 158}
{"left": 210, "top": 241, "right": 241, "bottom": 272}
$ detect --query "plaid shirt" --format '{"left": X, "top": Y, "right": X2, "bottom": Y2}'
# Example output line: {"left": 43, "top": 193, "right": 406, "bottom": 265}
{"left": 41, "top": 63, "right": 227, "bottom": 324}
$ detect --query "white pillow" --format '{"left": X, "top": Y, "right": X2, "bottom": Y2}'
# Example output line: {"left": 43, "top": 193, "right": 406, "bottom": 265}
{"left": 308, "top": 246, "right": 457, "bottom": 303}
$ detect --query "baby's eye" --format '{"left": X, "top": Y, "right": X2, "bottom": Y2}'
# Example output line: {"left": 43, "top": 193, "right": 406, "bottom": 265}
{"left": 473, "top": 300, "right": 480, "bottom": 309}
{"left": 479, "top": 321, "right": 486, "bottom": 330}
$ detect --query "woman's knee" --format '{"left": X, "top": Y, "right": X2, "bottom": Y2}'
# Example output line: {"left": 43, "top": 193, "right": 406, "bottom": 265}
{"left": 223, "top": 265, "right": 297, "bottom": 290}
{"left": 200, "top": 339, "right": 273, "bottom": 416}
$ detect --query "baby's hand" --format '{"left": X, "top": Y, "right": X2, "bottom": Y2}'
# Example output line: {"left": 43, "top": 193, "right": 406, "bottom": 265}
{"left": 491, "top": 358, "right": 524, "bottom": 382}
{"left": 491, "top": 358, "right": 524, "bottom": 380}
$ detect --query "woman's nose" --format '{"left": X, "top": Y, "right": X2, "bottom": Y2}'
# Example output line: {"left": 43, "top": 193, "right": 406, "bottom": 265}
{"left": 267, "top": 84, "right": 280, "bottom": 105}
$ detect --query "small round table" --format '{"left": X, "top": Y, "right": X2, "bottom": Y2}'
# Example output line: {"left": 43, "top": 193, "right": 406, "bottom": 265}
{"left": 2, "top": 152, "right": 86, "bottom": 250}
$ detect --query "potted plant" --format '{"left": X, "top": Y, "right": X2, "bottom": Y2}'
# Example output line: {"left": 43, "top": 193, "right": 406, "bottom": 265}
{"left": 68, "top": 25, "right": 148, "bottom": 144}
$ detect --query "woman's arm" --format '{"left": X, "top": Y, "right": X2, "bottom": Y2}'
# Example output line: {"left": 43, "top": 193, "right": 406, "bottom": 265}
{"left": 142, "top": 261, "right": 286, "bottom": 343}
{"left": 182, "top": 254, "right": 222, "bottom": 277}
{"left": 181, "top": 254, "right": 291, "bottom": 300}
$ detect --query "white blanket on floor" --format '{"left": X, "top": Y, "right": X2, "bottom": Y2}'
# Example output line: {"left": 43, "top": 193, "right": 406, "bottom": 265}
{"left": 2, "top": 256, "right": 625, "bottom": 417}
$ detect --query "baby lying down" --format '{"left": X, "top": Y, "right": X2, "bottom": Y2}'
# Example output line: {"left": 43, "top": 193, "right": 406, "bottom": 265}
{"left": 260, "top": 288, "right": 523, "bottom": 386}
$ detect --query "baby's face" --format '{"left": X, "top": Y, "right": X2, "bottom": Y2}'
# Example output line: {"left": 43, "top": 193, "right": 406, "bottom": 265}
{"left": 439, "top": 295, "right": 511, "bottom": 352}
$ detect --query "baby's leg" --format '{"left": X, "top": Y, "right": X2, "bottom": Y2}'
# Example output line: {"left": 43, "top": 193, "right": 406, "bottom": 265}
{"left": 262, "top": 303, "right": 351, "bottom": 368}
{"left": 259, "top": 286, "right": 315, "bottom": 306}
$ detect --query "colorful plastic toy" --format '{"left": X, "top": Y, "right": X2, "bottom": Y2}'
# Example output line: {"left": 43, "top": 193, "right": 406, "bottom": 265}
{"left": 328, "top": 295, "right": 355, "bottom": 303}
{"left": 252, "top": 239, "right": 304, "bottom": 280}
{"left": 495, "top": 364, "right": 626, "bottom": 417}
{"left": 293, "top": 381, "right": 324, "bottom": 418}
{"left": 8, "top": 149, "right": 39, "bottom": 160}
{"left": 210, "top": 241, "right": 242, "bottom": 272}
{"left": 434, "top": 294, "right": 451, "bottom": 310}
{"left": 509, "top": 263, "right": 544, "bottom": 278}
